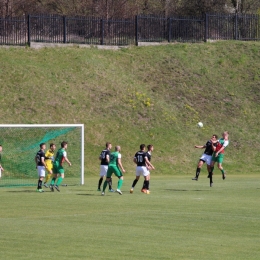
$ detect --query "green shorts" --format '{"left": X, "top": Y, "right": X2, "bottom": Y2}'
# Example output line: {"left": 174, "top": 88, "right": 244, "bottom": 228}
{"left": 211, "top": 153, "right": 224, "bottom": 164}
{"left": 53, "top": 164, "right": 64, "bottom": 174}
{"left": 106, "top": 165, "right": 123, "bottom": 178}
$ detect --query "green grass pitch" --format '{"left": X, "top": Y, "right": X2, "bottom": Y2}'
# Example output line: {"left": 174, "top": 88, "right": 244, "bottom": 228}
{"left": 0, "top": 175, "right": 259, "bottom": 260}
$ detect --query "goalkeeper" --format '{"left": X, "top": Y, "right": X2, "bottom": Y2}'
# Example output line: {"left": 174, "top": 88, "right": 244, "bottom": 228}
{"left": 43, "top": 143, "right": 56, "bottom": 188}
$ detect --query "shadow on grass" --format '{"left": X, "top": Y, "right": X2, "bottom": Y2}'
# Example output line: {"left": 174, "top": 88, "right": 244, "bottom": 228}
{"left": 61, "top": 184, "right": 79, "bottom": 186}
{"left": 76, "top": 193, "right": 96, "bottom": 196}
{"left": 73, "top": 188, "right": 98, "bottom": 192}
{"left": 165, "top": 189, "right": 210, "bottom": 192}
{"left": 6, "top": 190, "right": 46, "bottom": 193}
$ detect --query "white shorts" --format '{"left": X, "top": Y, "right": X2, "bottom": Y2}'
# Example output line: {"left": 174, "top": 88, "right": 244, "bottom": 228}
{"left": 37, "top": 166, "right": 46, "bottom": 177}
{"left": 199, "top": 154, "right": 212, "bottom": 166}
{"left": 136, "top": 166, "right": 150, "bottom": 177}
{"left": 100, "top": 165, "right": 108, "bottom": 177}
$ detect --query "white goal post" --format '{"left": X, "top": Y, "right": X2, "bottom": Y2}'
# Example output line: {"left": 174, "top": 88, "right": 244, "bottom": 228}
{"left": 0, "top": 124, "right": 84, "bottom": 187}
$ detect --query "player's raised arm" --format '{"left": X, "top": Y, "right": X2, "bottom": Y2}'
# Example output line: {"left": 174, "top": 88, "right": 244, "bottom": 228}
{"left": 215, "top": 132, "right": 229, "bottom": 156}
{"left": 195, "top": 145, "right": 205, "bottom": 149}
{"left": 217, "top": 142, "right": 228, "bottom": 154}
{"left": 211, "top": 143, "right": 216, "bottom": 151}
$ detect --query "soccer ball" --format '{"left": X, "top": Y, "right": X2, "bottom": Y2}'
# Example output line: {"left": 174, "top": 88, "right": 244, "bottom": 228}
{"left": 197, "top": 122, "right": 203, "bottom": 128}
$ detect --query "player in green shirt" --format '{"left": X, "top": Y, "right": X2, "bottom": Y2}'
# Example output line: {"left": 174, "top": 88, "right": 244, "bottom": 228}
{"left": 49, "top": 141, "right": 71, "bottom": 192}
{"left": 209, "top": 131, "right": 229, "bottom": 185}
{"left": 102, "top": 145, "right": 125, "bottom": 195}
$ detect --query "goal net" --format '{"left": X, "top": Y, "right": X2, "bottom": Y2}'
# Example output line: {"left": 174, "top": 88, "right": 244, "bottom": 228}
{"left": 0, "top": 124, "right": 84, "bottom": 188}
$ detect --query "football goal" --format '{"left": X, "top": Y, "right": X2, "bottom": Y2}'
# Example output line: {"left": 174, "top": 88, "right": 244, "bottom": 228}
{"left": 0, "top": 124, "right": 84, "bottom": 187}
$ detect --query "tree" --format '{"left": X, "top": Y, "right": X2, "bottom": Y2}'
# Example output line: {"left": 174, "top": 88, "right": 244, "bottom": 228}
{"left": 180, "top": 0, "right": 229, "bottom": 16}
{"left": 1, "top": 0, "right": 259, "bottom": 18}
{"left": 0, "top": 0, "right": 14, "bottom": 17}
{"left": 231, "top": 0, "right": 260, "bottom": 14}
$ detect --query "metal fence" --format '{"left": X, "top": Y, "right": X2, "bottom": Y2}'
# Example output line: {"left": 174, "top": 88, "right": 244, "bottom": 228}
{"left": 137, "top": 15, "right": 205, "bottom": 42}
{"left": 207, "top": 13, "right": 260, "bottom": 41}
{"left": 0, "top": 16, "right": 27, "bottom": 45}
{"left": 0, "top": 13, "right": 259, "bottom": 46}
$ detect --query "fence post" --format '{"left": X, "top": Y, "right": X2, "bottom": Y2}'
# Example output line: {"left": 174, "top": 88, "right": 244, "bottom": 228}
{"left": 135, "top": 15, "right": 138, "bottom": 46}
{"left": 168, "top": 18, "right": 172, "bottom": 42}
{"left": 235, "top": 13, "right": 238, "bottom": 40}
{"left": 204, "top": 13, "right": 208, "bottom": 42}
{"left": 27, "top": 14, "right": 31, "bottom": 46}
{"left": 101, "top": 18, "right": 104, "bottom": 45}
{"left": 63, "top": 16, "right": 66, "bottom": 43}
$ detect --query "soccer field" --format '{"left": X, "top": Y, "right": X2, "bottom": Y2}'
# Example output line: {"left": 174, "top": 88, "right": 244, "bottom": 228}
{"left": 0, "top": 175, "right": 259, "bottom": 260}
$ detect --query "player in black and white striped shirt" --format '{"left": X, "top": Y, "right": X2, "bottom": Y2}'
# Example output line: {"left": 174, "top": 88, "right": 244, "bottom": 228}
{"left": 130, "top": 144, "right": 154, "bottom": 195}
{"left": 97, "top": 142, "right": 114, "bottom": 192}
{"left": 141, "top": 144, "right": 155, "bottom": 192}
{"left": 192, "top": 134, "right": 218, "bottom": 183}
{"left": 35, "top": 143, "right": 47, "bottom": 192}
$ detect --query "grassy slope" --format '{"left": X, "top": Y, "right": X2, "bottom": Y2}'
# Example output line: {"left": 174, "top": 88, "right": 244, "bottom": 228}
{"left": 0, "top": 41, "right": 259, "bottom": 176}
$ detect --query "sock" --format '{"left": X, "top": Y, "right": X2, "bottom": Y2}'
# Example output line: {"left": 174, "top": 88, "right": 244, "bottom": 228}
{"left": 102, "top": 180, "right": 108, "bottom": 192}
{"left": 108, "top": 177, "right": 112, "bottom": 190}
{"left": 142, "top": 181, "right": 145, "bottom": 189}
{"left": 98, "top": 177, "right": 103, "bottom": 189}
{"left": 44, "top": 173, "right": 52, "bottom": 184}
{"left": 37, "top": 179, "right": 42, "bottom": 189}
{"left": 56, "top": 176, "right": 63, "bottom": 186}
{"left": 117, "top": 179, "right": 123, "bottom": 190}
{"left": 208, "top": 167, "right": 214, "bottom": 177}
{"left": 221, "top": 169, "right": 225, "bottom": 175}
{"left": 50, "top": 177, "right": 56, "bottom": 185}
{"left": 145, "top": 180, "right": 150, "bottom": 190}
{"left": 209, "top": 172, "right": 213, "bottom": 183}
{"left": 196, "top": 168, "right": 201, "bottom": 177}
{"left": 132, "top": 179, "right": 138, "bottom": 188}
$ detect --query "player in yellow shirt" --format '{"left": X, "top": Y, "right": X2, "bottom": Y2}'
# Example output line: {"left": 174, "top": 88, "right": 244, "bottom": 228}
{"left": 43, "top": 143, "right": 56, "bottom": 188}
